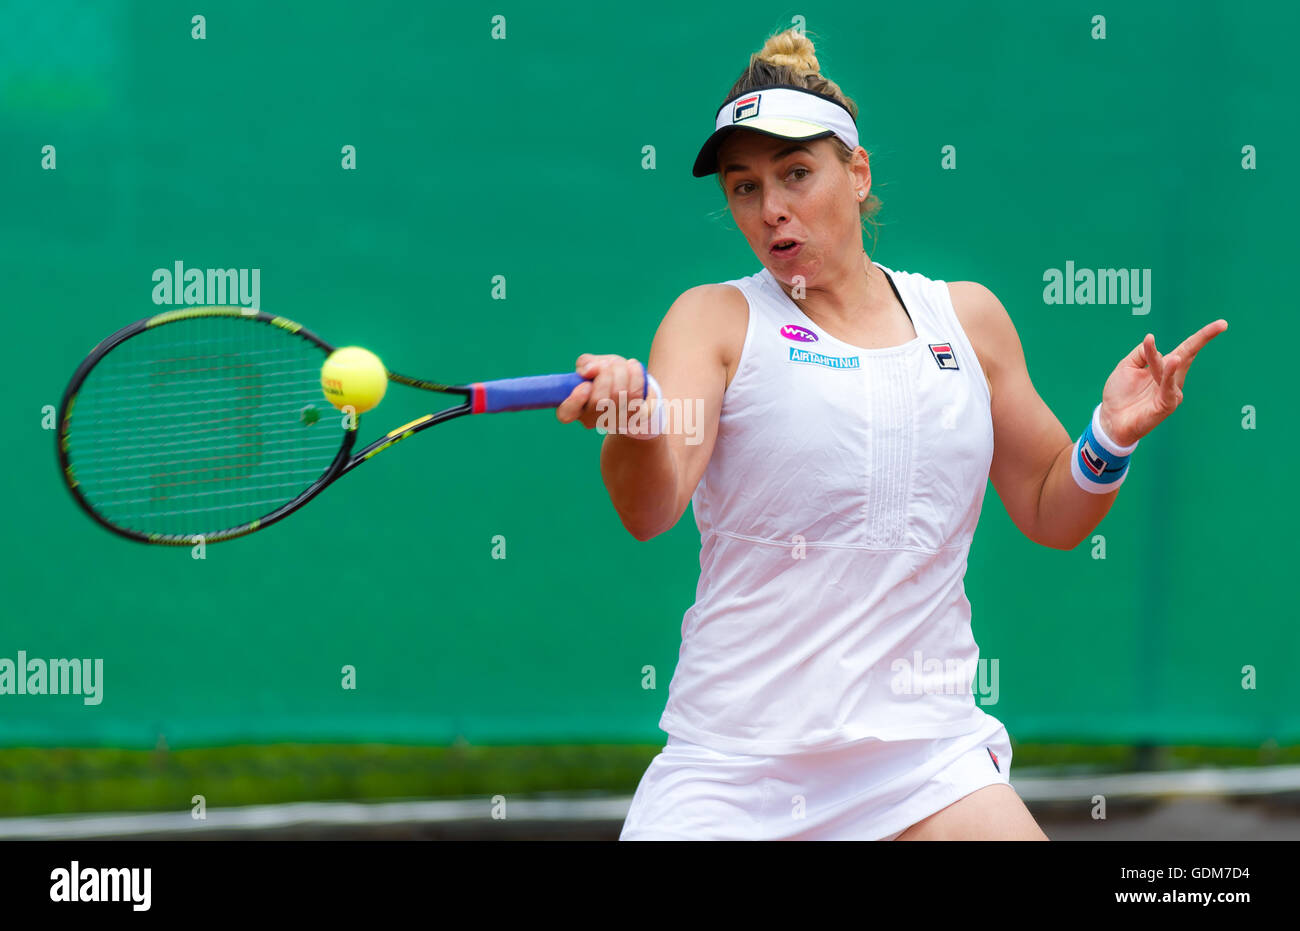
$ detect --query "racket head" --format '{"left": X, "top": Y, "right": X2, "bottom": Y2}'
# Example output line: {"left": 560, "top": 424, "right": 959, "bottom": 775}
{"left": 57, "top": 306, "right": 356, "bottom": 545}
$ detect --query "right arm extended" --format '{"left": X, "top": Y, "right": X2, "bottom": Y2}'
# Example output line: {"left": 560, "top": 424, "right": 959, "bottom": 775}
{"left": 555, "top": 284, "right": 746, "bottom": 541}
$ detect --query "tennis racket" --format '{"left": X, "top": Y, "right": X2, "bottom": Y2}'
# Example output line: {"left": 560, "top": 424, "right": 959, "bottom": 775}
{"left": 56, "top": 305, "right": 641, "bottom": 545}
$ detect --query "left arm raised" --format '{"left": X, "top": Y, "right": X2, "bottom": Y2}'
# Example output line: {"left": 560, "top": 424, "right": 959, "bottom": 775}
{"left": 948, "top": 281, "right": 1100, "bottom": 550}
{"left": 948, "top": 282, "right": 1227, "bottom": 551}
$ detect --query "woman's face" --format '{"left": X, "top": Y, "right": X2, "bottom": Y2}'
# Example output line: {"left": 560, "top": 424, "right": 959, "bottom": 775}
{"left": 717, "top": 131, "right": 869, "bottom": 287}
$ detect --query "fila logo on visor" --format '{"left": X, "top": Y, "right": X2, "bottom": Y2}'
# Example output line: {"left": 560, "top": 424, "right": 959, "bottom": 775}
{"left": 733, "top": 94, "right": 761, "bottom": 122}
{"left": 929, "top": 342, "right": 959, "bottom": 370}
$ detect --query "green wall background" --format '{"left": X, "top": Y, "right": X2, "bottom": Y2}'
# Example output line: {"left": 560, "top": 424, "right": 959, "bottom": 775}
{"left": 1, "top": 1, "right": 1295, "bottom": 749}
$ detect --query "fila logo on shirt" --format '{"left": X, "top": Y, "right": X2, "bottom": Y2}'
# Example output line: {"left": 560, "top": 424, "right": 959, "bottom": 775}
{"left": 929, "top": 342, "right": 959, "bottom": 370}
{"left": 733, "top": 94, "right": 761, "bottom": 122}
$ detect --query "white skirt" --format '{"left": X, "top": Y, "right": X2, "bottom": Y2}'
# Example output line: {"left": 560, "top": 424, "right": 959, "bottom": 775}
{"left": 620, "top": 712, "right": 1013, "bottom": 840}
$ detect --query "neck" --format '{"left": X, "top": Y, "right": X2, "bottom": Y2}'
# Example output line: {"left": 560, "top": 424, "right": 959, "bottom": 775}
{"left": 780, "top": 250, "right": 878, "bottom": 325}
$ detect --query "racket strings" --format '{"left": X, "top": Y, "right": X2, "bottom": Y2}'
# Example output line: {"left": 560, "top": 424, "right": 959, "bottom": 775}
{"left": 94, "top": 476, "right": 334, "bottom": 513}
{"left": 75, "top": 368, "right": 324, "bottom": 404}
{"left": 73, "top": 396, "right": 324, "bottom": 435}
{"left": 73, "top": 432, "right": 341, "bottom": 472}
{"left": 66, "top": 315, "right": 344, "bottom": 538}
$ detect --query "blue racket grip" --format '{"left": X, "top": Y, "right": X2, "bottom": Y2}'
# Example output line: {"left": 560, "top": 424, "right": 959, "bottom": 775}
{"left": 469, "top": 363, "right": 649, "bottom": 414}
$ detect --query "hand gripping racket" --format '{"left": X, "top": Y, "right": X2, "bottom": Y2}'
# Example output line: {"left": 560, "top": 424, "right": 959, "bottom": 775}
{"left": 56, "top": 306, "right": 645, "bottom": 545}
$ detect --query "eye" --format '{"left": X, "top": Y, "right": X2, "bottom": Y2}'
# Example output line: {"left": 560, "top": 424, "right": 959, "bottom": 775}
{"left": 732, "top": 166, "right": 809, "bottom": 196}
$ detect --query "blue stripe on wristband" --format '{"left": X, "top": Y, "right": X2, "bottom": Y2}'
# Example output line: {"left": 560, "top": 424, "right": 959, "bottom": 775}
{"left": 1071, "top": 404, "right": 1136, "bottom": 493}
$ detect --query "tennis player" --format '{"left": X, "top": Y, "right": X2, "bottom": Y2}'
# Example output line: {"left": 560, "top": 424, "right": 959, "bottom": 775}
{"left": 557, "top": 29, "right": 1227, "bottom": 840}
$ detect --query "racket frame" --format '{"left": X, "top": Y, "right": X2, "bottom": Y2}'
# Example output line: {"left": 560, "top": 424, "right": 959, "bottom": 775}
{"left": 56, "top": 306, "right": 474, "bottom": 546}
{"left": 58, "top": 305, "right": 603, "bottom": 546}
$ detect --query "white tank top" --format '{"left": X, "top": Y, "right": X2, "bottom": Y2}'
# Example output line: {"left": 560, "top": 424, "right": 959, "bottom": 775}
{"left": 659, "top": 262, "right": 997, "bottom": 755}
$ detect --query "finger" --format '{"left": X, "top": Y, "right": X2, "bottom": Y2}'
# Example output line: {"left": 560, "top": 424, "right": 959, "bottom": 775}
{"left": 1160, "top": 352, "right": 1180, "bottom": 404}
{"left": 1172, "top": 319, "right": 1229, "bottom": 366}
{"left": 1168, "top": 321, "right": 1224, "bottom": 389}
{"left": 560, "top": 381, "right": 594, "bottom": 423}
{"left": 555, "top": 381, "right": 593, "bottom": 424}
{"left": 1165, "top": 360, "right": 1184, "bottom": 406}
{"left": 1128, "top": 333, "right": 1162, "bottom": 376}
{"left": 1165, "top": 351, "right": 1193, "bottom": 392}
{"left": 577, "top": 354, "right": 608, "bottom": 378}
{"left": 610, "top": 358, "right": 630, "bottom": 414}
{"left": 586, "top": 360, "right": 616, "bottom": 422}
{"left": 627, "top": 358, "right": 647, "bottom": 401}
{"left": 1125, "top": 335, "right": 1151, "bottom": 368}
{"left": 1142, "top": 334, "right": 1166, "bottom": 381}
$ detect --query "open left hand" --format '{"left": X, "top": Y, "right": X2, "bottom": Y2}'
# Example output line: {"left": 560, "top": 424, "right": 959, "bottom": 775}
{"left": 1099, "top": 319, "right": 1228, "bottom": 446}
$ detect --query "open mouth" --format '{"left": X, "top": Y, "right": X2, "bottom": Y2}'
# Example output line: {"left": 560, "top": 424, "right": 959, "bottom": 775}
{"left": 771, "top": 239, "right": 801, "bottom": 255}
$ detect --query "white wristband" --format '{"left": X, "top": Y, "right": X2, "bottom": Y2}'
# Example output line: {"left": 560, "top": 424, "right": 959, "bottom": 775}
{"left": 620, "top": 366, "right": 665, "bottom": 440}
{"left": 1088, "top": 403, "right": 1138, "bottom": 457}
{"left": 1070, "top": 403, "right": 1137, "bottom": 494}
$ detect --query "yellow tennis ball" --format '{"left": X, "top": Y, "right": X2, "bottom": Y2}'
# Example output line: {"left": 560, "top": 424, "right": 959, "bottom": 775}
{"left": 321, "top": 346, "right": 388, "bottom": 414}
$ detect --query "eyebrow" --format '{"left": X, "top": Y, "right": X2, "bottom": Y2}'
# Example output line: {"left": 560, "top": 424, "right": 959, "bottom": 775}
{"left": 721, "top": 144, "right": 813, "bottom": 178}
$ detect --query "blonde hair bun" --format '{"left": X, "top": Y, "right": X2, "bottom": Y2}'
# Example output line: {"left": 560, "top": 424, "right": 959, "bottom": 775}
{"left": 756, "top": 30, "right": 819, "bottom": 75}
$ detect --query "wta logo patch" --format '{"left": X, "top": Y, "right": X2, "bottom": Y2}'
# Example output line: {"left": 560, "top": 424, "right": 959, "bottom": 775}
{"left": 733, "top": 94, "right": 761, "bottom": 122}
{"left": 780, "top": 324, "right": 818, "bottom": 343}
{"left": 986, "top": 747, "right": 1000, "bottom": 773}
{"left": 929, "top": 342, "right": 959, "bottom": 370}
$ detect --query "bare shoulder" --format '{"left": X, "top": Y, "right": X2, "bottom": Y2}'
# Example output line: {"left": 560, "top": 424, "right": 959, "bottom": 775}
{"left": 661, "top": 282, "right": 750, "bottom": 387}
{"left": 945, "top": 281, "right": 1022, "bottom": 393}
{"left": 669, "top": 282, "right": 749, "bottom": 331}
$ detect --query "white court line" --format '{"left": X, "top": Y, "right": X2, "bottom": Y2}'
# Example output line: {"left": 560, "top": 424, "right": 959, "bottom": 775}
{"left": 0, "top": 797, "right": 632, "bottom": 839}
{"left": 3, "top": 765, "right": 1300, "bottom": 839}
{"left": 1011, "top": 763, "right": 1300, "bottom": 802}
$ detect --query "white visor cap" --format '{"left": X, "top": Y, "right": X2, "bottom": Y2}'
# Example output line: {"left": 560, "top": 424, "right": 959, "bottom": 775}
{"left": 692, "top": 84, "right": 859, "bottom": 178}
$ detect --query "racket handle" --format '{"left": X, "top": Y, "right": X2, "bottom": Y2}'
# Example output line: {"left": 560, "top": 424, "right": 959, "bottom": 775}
{"left": 471, "top": 372, "right": 585, "bottom": 413}
{"left": 470, "top": 363, "right": 650, "bottom": 414}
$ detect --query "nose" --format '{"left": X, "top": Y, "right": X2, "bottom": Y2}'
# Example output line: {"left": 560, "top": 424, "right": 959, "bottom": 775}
{"left": 760, "top": 187, "right": 790, "bottom": 226}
